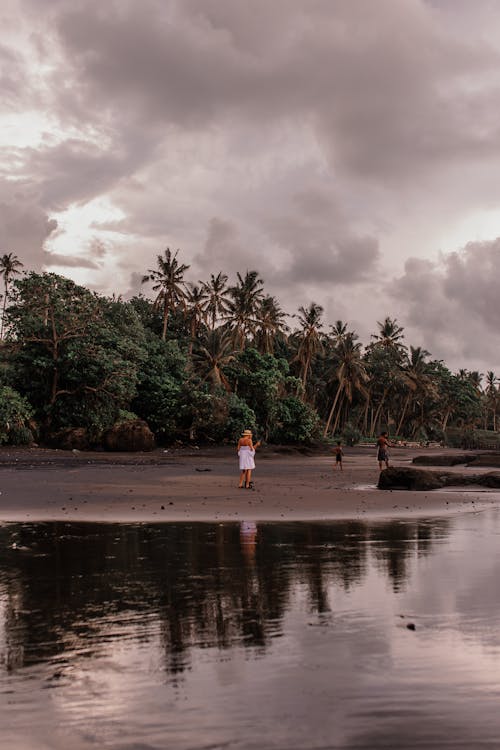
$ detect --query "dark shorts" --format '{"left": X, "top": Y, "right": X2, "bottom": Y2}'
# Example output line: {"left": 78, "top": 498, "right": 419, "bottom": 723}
{"left": 377, "top": 449, "right": 388, "bottom": 462}
{"left": 335, "top": 455, "right": 342, "bottom": 462}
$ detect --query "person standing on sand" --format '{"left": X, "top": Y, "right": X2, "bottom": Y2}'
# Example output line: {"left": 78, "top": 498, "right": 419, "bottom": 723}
{"left": 377, "top": 431, "right": 392, "bottom": 471}
{"left": 237, "top": 429, "right": 261, "bottom": 489}
{"left": 333, "top": 441, "right": 344, "bottom": 471}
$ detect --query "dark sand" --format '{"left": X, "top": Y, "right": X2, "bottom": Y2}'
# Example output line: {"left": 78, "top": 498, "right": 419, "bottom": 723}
{"left": 0, "top": 444, "right": 498, "bottom": 522}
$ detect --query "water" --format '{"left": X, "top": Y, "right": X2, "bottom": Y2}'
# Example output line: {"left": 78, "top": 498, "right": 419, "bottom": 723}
{"left": 1, "top": 513, "right": 500, "bottom": 749}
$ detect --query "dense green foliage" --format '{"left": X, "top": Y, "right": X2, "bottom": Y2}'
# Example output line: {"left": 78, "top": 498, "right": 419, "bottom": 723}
{"left": 0, "top": 250, "right": 498, "bottom": 447}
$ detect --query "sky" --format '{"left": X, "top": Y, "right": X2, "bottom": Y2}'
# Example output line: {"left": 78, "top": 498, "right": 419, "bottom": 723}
{"left": 2, "top": 0, "right": 500, "bottom": 373}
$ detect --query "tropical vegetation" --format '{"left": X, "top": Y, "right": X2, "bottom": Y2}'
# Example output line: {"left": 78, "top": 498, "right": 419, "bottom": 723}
{"left": 0, "top": 249, "right": 497, "bottom": 448}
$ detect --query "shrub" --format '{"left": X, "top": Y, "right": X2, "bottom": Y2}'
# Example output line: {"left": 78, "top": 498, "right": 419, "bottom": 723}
{"left": 0, "top": 386, "right": 34, "bottom": 445}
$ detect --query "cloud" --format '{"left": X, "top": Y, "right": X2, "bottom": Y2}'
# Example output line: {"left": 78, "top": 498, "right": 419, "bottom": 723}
{"left": 389, "top": 241, "right": 500, "bottom": 370}
{"left": 3, "top": 0, "right": 500, "bottom": 370}
{"left": 0, "top": 179, "right": 57, "bottom": 269}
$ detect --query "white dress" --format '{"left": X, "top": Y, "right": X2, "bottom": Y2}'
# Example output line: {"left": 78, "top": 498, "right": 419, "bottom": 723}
{"left": 238, "top": 445, "right": 255, "bottom": 470}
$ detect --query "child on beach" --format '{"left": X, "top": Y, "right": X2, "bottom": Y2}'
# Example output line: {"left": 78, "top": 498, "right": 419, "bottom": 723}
{"left": 237, "top": 429, "right": 261, "bottom": 489}
{"left": 333, "top": 441, "right": 344, "bottom": 471}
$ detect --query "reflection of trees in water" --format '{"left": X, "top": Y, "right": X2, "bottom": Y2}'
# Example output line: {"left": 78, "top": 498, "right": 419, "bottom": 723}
{"left": 369, "top": 520, "right": 449, "bottom": 591}
{"left": 0, "top": 519, "right": 449, "bottom": 676}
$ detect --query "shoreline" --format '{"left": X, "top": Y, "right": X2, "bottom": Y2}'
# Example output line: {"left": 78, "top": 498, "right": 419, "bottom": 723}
{"left": 0, "top": 445, "right": 499, "bottom": 523}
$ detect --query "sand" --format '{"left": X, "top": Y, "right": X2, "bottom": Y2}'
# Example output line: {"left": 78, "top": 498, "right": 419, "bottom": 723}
{"left": 0, "top": 444, "right": 498, "bottom": 523}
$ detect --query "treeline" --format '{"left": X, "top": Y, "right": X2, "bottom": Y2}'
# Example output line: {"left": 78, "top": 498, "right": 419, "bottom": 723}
{"left": 0, "top": 249, "right": 497, "bottom": 448}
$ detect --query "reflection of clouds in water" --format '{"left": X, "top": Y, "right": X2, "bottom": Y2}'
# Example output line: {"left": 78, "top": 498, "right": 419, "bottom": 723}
{"left": 3, "top": 516, "right": 500, "bottom": 747}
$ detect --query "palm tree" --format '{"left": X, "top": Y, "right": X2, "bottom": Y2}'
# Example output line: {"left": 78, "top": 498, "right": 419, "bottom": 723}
{"left": 366, "top": 317, "right": 407, "bottom": 435}
{"left": 371, "top": 316, "right": 407, "bottom": 354}
{"left": 323, "top": 333, "right": 369, "bottom": 436}
{"left": 0, "top": 252, "right": 23, "bottom": 339}
{"left": 254, "top": 295, "right": 289, "bottom": 354}
{"left": 185, "top": 283, "right": 208, "bottom": 342}
{"left": 192, "top": 328, "right": 236, "bottom": 391}
{"left": 484, "top": 371, "right": 498, "bottom": 430}
{"left": 226, "top": 270, "right": 264, "bottom": 350}
{"left": 395, "top": 346, "right": 431, "bottom": 435}
{"left": 201, "top": 272, "right": 230, "bottom": 330}
{"left": 141, "top": 248, "right": 190, "bottom": 340}
{"left": 295, "top": 302, "right": 324, "bottom": 397}
{"left": 329, "top": 320, "right": 351, "bottom": 343}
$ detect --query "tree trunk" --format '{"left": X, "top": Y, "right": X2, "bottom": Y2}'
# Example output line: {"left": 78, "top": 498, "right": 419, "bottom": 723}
{"left": 370, "top": 389, "right": 388, "bottom": 436}
{"left": 323, "top": 383, "right": 342, "bottom": 437}
{"left": 161, "top": 301, "right": 169, "bottom": 341}
{"left": 396, "top": 393, "right": 411, "bottom": 436}
{"left": 332, "top": 394, "right": 345, "bottom": 436}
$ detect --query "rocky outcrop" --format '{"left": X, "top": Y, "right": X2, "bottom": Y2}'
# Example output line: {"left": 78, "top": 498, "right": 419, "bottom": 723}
{"left": 378, "top": 467, "right": 448, "bottom": 490}
{"left": 412, "top": 454, "right": 473, "bottom": 467}
{"left": 103, "top": 419, "right": 155, "bottom": 452}
{"left": 47, "top": 427, "right": 90, "bottom": 450}
{"left": 413, "top": 452, "right": 500, "bottom": 468}
{"left": 378, "top": 466, "right": 500, "bottom": 490}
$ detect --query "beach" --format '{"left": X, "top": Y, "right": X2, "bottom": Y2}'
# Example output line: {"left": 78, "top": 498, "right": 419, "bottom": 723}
{"left": 0, "top": 444, "right": 497, "bottom": 522}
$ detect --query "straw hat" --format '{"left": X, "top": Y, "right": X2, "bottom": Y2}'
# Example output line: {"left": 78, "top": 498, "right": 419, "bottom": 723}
{"left": 242, "top": 429, "right": 253, "bottom": 436}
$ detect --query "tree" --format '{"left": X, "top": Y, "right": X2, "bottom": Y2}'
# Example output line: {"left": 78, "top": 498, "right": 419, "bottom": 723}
{"left": 226, "top": 270, "right": 264, "bottom": 350}
{"left": 483, "top": 371, "right": 498, "bottom": 430}
{"left": 365, "top": 317, "right": 407, "bottom": 435}
{"left": 185, "top": 283, "right": 208, "bottom": 351}
{"left": 142, "top": 248, "right": 190, "bottom": 340}
{"left": 370, "top": 317, "right": 407, "bottom": 354}
{"left": 192, "top": 328, "right": 236, "bottom": 392}
{"left": 323, "top": 333, "right": 368, "bottom": 436}
{"left": 6, "top": 273, "right": 147, "bottom": 434}
{"left": 132, "top": 335, "right": 186, "bottom": 440}
{"left": 0, "top": 252, "right": 23, "bottom": 339}
{"left": 395, "top": 346, "right": 441, "bottom": 438}
{"left": 201, "top": 272, "right": 230, "bottom": 329}
{"left": 254, "top": 295, "right": 289, "bottom": 355}
{"left": 0, "top": 385, "right": 33, "bottom": 444}
{"left": 295, "top": 303, "right": 324, "bottom": 398}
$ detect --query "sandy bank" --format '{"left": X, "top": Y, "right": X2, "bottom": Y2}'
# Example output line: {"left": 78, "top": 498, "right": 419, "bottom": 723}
{"left": 0, "top": 445, "right": 498, "bottom": 523}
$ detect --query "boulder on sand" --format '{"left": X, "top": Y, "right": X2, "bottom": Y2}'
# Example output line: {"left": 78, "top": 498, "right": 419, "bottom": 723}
{"left": 103, "top": 419, "right": 155, "bottom": 452}
{"left": 47, "top": 427, "right": 90, "bottom": 450}
{"left": 379, "top": 466, "right": 500, "bottom": 490}
{"left": 378, "top": 467, "right": 447, "bottom": 490}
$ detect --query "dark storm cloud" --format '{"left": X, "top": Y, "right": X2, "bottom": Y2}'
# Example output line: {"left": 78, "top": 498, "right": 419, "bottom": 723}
{"left": 389, "top": 241, "right": 500, "bottom": 366}
{"left": 5, "top": 0, "right": 500, "bottom": 370}
{"left": 263, "top": 189, "right": 380, "bottom": 286}
{"left": 193, "top": 217, "right": 270, "bottom": 279}
{"left": 0, "top": 43, "right": 31, "bottom": 108}
{"left": 23, "top": 130, "right": 158, "bottom": 211}
{"left": 42, "top": 251, "right": 99, "bottom": 269}
{"left": 42, "top": 0, "right": 500, "bottom": 182}
{"left": 0, "top": 179, "right": 57, "bottom": 269}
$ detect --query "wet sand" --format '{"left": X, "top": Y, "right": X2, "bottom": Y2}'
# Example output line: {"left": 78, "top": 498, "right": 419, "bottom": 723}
{"left": 0, "top": 445, "right": 498, "bottom": 522}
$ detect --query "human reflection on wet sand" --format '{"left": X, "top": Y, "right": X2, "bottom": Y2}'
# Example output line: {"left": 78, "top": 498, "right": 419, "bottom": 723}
{"left": 0, "top": 518, "right": 446, "bottom": 676}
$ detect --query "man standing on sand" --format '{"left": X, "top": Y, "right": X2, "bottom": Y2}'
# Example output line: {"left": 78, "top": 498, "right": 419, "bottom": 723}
{"left": 377, "top": 431, "right": 391, "bottom": 471}
{"left": 333, "top": 441, "right": 344, "bottom": 471}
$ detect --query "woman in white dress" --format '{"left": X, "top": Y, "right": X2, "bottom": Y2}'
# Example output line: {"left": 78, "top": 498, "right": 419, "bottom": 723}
{"left": 237, "top": 429, "right": 261, "bottom": 489}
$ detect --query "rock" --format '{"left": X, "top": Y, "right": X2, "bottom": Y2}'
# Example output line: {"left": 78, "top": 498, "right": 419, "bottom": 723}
{"left": 47, "top": 427, "right": 90, "bottom": 451}
{"left": 378, "top": 467, "right": 447, "bottom": 490}
{"left": 475, "top": 472, "right": 500, "bottom": 488}
{"left": 467, "top": 453, "right": 500, "bottom": 468}
{"left": 103, "top": 419, "right": 155, "bottom": 452}
{"left": 412, "top": 453, "right": 473, "bottom": 466}
{"left": 379, "top": 466, "right": 500, "bottom": 490}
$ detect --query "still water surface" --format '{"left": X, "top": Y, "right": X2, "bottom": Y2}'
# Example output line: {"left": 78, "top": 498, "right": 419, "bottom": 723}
{"left": 1, "top": 513, "right": 500, "bottom": 749}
